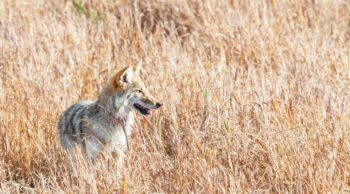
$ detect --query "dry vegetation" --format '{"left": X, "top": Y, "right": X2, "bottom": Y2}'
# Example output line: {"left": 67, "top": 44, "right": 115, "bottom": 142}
{"left": 1, "top": 0, "right": 350, "bottom": 193}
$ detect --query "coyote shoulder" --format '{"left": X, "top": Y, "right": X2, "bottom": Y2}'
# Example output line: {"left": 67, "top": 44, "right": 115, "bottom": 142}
{"left": 58, "top": 63, "right": 162, "bottom": 165}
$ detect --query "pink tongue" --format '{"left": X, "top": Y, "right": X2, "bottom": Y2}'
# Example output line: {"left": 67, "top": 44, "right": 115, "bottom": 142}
{"left": 147, "top": 109, "right": 152, "bottom": 115}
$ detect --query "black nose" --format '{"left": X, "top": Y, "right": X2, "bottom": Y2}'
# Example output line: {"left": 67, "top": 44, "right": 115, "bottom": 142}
{"left": 156, "top": 102, "right": 162, "bottom": 108}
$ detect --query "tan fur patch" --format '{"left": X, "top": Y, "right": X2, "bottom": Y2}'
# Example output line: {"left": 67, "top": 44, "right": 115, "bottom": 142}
{"left": 110, "top": 66, "right": 129, "bottom": 94}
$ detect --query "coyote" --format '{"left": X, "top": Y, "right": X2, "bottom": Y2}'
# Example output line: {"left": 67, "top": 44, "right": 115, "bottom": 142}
{"left": 58, "top": 63, "right": 162, "bottom": 166}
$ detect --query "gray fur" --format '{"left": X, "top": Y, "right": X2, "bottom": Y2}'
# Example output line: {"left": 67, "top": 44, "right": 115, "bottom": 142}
{"left": 58, "top": 65, "right": 161, "bottom": 167}
{"left": 58, "top": 87, "right": 135, "bottom": 166}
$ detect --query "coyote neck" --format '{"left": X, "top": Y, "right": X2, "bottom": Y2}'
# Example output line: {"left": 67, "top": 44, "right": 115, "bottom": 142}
{"left": 94, "top": 88, "right": 130, "bottom": 126}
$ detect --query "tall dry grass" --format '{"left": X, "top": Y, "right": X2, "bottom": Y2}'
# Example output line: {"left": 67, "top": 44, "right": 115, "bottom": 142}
{"left": 1, "top": 0, "right": 350, "bottom": 192}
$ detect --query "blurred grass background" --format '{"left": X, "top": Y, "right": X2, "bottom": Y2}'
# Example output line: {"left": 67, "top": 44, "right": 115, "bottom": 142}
{"left": 0, "top": 0, "right": 349, "bottom": 192}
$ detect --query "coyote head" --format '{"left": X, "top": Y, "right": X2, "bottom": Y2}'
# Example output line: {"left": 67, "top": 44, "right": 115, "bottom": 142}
{"left": 109, "top": 62, "right": 162, "bottom": 115}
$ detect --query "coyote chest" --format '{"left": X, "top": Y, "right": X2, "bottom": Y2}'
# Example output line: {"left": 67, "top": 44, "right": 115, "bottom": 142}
{"left": 57, "top": 63, "right": 162, "bottom": 165}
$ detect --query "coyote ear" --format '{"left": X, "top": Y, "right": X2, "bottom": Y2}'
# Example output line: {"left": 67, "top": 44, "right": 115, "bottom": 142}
{"left": 120, "top": 66, "right": 133, "bottom": 83}
{"left": 134, "top": 61, "right": 142, "bottom": 75}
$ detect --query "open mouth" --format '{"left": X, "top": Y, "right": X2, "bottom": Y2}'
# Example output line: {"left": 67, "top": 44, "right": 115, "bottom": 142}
{"left": 134, "top": 103, "right": 152, "bottom": 115}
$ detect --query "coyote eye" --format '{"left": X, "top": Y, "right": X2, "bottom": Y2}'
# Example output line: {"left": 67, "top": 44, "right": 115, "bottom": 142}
{"left": 136, "top": 90, "right": 143, "bottom": 93}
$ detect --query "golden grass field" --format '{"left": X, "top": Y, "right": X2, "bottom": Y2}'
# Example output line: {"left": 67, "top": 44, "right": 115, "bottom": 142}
{"left": 1, "top": 0, "right": 350, "bottom": 193}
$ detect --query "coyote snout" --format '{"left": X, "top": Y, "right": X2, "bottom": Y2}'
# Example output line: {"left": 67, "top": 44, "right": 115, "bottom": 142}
{"left": 131, "top": 88, "right": 163, "bottom": 116}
